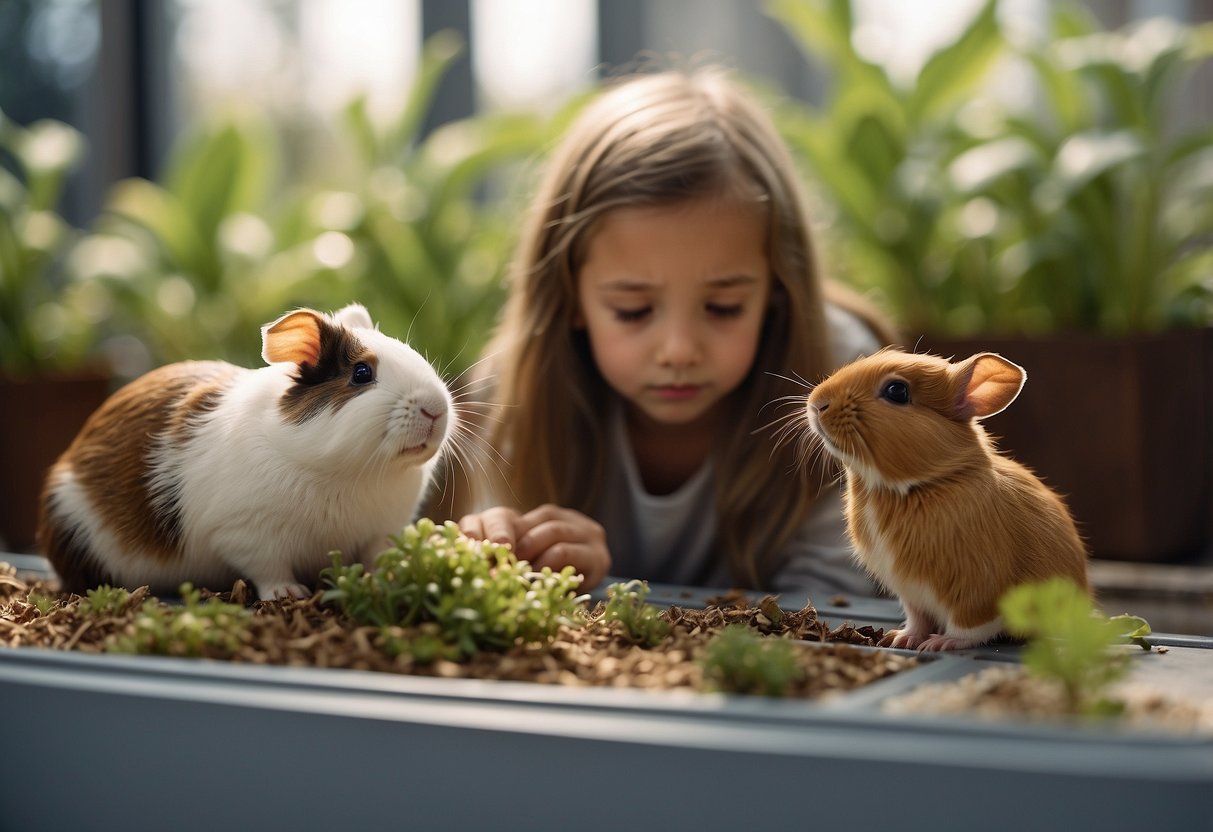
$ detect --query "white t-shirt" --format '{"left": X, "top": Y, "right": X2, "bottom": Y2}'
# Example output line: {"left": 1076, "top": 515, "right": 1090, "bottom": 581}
{"left": 592, "top": 303, "right": 882, "bottom": 602}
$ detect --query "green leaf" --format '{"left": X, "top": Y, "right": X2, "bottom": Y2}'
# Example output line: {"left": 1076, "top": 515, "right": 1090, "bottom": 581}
{"left": 1106, "top": 613, "right": 1153, "bottom": 649}
{"left": 949, "top": 136, "right": 1042, "bottom": 194}
{"left": 384, "top": 29, "right": 465, "bottom": 162}
{"left": 1053, "top": 130, "right": 1145, "bottom": 197}
{"left": 342, "top": 94, "right": 380, "bottom": 167}
{"left": 105, "top": 178, "right": 212, "bottom": 278}
{"left": 765, "top": 0, "right": 892, "bottom": 95}
{"left": 908, "top": 0, "right": 1003, "bottom": 123}
{"left": 163, "top": 122, "right": 276, "bottom": 258}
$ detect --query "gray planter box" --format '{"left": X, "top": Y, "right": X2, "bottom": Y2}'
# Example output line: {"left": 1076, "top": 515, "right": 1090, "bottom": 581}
{"left": 2, "top": 557, "right": 1211, "bottom": 831}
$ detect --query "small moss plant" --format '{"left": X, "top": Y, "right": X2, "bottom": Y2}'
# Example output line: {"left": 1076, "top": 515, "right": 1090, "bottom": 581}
{"left": 321, "top": 518, "right": 587, "bottom": 660}
{"left": 601, "top": 580, "right": 671, "bottom": 647}
{"left": 1000, "top": 578, "right": 1152, "bottom": 717}
{"left": 26, "top": 591, "right": 57, "bottom": 616}
{"left": 79, "top": 585, "right": 140, "bottom": 618}
{"left": 109, "top": 583, "right": 250, "bottom": 658}
{"left": 699, "top": 624, "right": 805, "bottom": 698}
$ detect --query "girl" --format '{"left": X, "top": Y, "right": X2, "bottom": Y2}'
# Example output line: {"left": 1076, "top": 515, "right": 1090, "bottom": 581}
{"left": 452, "top": 67, "right": 898, "bottom": 598}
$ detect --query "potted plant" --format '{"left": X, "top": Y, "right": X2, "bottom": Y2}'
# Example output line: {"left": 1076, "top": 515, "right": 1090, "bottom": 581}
{"left": 79, "top": 32, "right": 553, "bottom": 380}
{"left": 0, "top": 111, "right": 113, "bottom": 552}
{"left": 768, "top": 0, "right": 1213, "bottom": 562}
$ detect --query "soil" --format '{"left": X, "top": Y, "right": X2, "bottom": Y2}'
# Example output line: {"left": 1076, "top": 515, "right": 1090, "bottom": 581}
{"left": 0, "top": 562, "right": 916, "bottom": 699}
{"left": 883, "top": 664, "right": 1213, "bottom": 733}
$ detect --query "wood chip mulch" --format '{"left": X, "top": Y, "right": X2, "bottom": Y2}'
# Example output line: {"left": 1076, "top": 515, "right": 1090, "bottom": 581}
{"left": 0, "top": 563, "right": 917, "bottom": 700}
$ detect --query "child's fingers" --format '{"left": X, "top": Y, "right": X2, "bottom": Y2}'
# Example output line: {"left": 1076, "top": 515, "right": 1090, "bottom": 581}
{"left": 458, "top": 507, "right": 522, "bottom": 547}
{"left": 529, "top": 543, "right": 611, "bottom": 590}
{"left": 514, "top": 508, "right": 605, "bottom": 559}
{"left": 515, "top": 508, "right": 611, "bottom": 589}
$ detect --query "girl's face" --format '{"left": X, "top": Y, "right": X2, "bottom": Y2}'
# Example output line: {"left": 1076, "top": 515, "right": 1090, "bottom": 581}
{"left": 576, "top": 194, "right": 771, "bottom": 431}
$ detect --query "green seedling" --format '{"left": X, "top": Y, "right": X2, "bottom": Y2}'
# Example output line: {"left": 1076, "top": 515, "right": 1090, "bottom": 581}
{"left": 601, "top": 580, "right": 671, "bottom": 647}
{"left": 108, "top": 583, "right": 250, "bottom": 658}
{"left": 321, "top": 518, "right": 587, "bottom": 661}
{"left": 1000, "top": 578, "right": 1153, "bottom": 717}
{"left": 78, "top": 585, "right": 139, "bottom": 618}
{"left": 699, "top": 624, "right": 804, "bottom": 698}
{"left": 26, "top": 591, "right": 57, "bottom": 616}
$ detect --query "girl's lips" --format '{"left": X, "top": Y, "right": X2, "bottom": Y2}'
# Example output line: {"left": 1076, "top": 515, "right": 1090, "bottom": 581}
{"left": 652, "top": 384, "right": 702, "bottom": 401}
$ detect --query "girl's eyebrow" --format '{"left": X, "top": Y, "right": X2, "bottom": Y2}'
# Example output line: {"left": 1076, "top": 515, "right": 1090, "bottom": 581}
{"left": 705, "top": 274, "right": 761, "bottom": 288}
{"left": 596, "top": 278, "right": 655, "bottom": 292}
{"left": 596, "top": 274, "right": 761, "bottom": 291}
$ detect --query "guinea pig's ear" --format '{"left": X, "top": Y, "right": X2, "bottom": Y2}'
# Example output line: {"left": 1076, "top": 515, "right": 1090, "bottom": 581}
{"left": 261, "top": 309, "right": 325, "bottom": 366}
{"left": 331, "top": 303, "right": 375, "bottom": 331}
{"left": 951, "top": 353, "right": 1026, "bottom": 420}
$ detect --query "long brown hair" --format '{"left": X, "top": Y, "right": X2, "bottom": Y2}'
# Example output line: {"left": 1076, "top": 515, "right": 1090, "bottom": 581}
{"left": 469, "top": 67, "right": 894, "bottom": 587}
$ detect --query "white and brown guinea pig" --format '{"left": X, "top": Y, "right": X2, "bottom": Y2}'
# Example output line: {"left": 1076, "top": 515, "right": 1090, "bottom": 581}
{"left": 806, "top": 349, "right": 1088, "bottom": 651}
{"left": 38, "top": 303, "right": 453, "bottom": 600}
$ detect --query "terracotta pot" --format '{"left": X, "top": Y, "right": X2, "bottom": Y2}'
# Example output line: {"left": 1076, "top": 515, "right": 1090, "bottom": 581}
{"left": 0, "top": 371, "right": 113, "bottom": 553}
{"left": 919, "top": 328, "right": 1212, "bottom": 563}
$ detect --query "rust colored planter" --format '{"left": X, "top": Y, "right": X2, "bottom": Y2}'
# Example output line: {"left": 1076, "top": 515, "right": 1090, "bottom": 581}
{"left": 918, "top": 328, "right": 1212, "bottom": 563}
{"left": 0, "top": 372, "right": 113, "bottom": 552}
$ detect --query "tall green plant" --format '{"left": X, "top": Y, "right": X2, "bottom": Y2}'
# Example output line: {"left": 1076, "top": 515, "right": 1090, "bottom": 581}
{"left": 945, "top": 7, "right": 1213, "bottom": 334}
{"left": 768, "top": 0, "right": 1213, "bottom": 336}
{"left": 314, "top": 31, "right": 556, "bottom": 377}
{"left": 0, "top": 112, "right": 98, "bottom": 375}
{"left": 77, "top": 114, "right": 298, "bottom": 367}
{"left": 78, "top": 31, "right": 555, "bottom": 376}
{"left": 768, "top": 0, "right": 1006, "bottom": 335}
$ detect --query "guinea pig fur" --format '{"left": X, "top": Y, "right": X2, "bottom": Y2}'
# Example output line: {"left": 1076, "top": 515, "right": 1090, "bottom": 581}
{"left": 806, "top": 349, "right": 1089, "bottom": 652}
{"left": 38, "top": 303, "right": 453, "bottom": 600}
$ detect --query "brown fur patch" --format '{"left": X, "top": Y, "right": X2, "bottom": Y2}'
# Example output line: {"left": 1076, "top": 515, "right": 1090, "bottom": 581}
{"left": 38, "top": 361, "right": 242, "bottom": 589}
{"left": 279, "top": 321, "right": 377, "bottom": 424}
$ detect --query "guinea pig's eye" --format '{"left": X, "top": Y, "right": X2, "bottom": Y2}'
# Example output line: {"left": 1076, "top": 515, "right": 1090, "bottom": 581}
{"left": 351, "top": 362, "right": 375, "bottom": 385}
{"left": 881, "top": 380, "right": 911, "bottom": 405}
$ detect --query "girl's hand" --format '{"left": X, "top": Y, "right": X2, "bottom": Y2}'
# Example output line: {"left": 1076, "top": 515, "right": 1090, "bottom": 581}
{"left": 458, "top": 504, "right": 611, "bottom": 590}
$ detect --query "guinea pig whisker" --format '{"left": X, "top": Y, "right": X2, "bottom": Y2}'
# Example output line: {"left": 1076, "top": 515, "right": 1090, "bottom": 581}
{"left": 754, "top": 395, "right": 808, "bottom": 433}
{"left": 758, "top": 392, "right": 810, "bottom": 419}
{"left": 444, "top": 428, "right": 510, "bottom": 504}
{"left": 452, "top": 420, "right": 511, "bottom": 472}
{"left": 449, "top": 375, "right": 496, "bottom": 399}
{"left": 764, "top": 370, "right": 815, "bottom": 391}
{"left": 445, "top": 348, "right": 506, "bottom": 390}
{"left": 761, "top": 404, "right": 809, "bottom": 449}
{"left": 404, "top": 291, "right": 433, "bottom": 345}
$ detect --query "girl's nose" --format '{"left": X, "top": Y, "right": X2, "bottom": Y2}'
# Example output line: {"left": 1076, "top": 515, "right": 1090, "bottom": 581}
{"left": 656, "top": 321, "right": 701, "bottom": 367}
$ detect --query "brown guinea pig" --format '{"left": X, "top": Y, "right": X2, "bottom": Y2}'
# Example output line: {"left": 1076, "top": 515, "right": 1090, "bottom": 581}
{"left": 805, "top": 349, "right": 1088, "bottom": 651}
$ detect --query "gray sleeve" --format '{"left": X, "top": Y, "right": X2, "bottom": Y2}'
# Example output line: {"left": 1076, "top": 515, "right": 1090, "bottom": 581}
{"left": 766, "top": 304, "right": 886, "bottom": 605}
{"left": 825, "top": 302, "right": 883, "bottom": 367}
{"left": 768, "top": 482, "right": 881, "bottom": 604}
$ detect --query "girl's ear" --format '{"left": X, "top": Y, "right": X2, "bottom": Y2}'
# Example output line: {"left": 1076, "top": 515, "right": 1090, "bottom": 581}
{"left": 950, "top": 353, "right": 1026, "bottom": 420}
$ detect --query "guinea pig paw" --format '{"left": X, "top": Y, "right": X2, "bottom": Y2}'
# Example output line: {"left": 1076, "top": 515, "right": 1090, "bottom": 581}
{"left": 917, "top": 634, "right": 974, "bottom": 652}
{"left": 888, "top": 629, "right": 927, "bottom": 650}
{"left": 258, "top": 581, "right": 311, "bottom": 601}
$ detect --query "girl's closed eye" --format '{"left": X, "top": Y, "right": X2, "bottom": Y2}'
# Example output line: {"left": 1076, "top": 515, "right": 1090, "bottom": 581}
{"left": 613, "top": 306, "right": 651, "bottom": 323}
{"left": 706, "top": 302, "right": 744, "bottom": 319}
